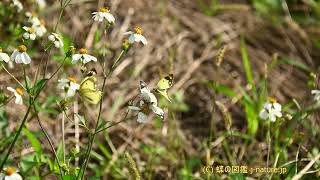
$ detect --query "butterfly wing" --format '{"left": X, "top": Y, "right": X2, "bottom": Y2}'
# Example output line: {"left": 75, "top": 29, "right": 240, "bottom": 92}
{"left": 79, "top": 76, "right": 102, "bottom": 105}
{"left": 80, "top": 89, "right": 102, "bottom": 105}
{"left": 156, "top": 74, "right": 174, "bottom": 102}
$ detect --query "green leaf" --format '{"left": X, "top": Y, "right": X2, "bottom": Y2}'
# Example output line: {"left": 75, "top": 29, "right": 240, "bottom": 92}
{"left": 244, "top": 101, "right": 259, "bottom": 135}
{"left": 214, "top": 84, "right": 237, "bottom": 98}
{"left": 229, "top": 173, "right": 246, "bottom": 180}
{"left": 23, "top": 128, "right": 43, "bottom": 154}
{"left": 277, "top": 58, "right": 311, "bottom": 72}
{"left": 240, "top": 37, "right": 256, "bottom": 95}
{"left": 30, "top": 79, "right": 48, "bottom": 96}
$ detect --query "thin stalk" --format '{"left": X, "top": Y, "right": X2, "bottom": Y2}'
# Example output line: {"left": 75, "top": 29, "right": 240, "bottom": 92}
{"left": 32, "top": 104, "right": 64, "bottom": 178}
{"left": 0, "top": 105, "right": 32, "bottom": 170}
{"left": 79, "top": 50, "right": 126, "bottom": 180}
{"left": 1, "top": 63, "right": 26, "bottom": 91}
{"left": 0, "top": 57, "right": 67, "bottom": 171}
{"left": 94, "top": 111, "right": 129, "bottom": 135}
{"left": 266, "top": 120, "right": 271, "bottom": 168}
{"left": 62, "top": 111, "right": 66, "bottom": 164}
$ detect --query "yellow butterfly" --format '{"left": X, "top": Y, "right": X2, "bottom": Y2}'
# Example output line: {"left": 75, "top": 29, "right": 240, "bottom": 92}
{"left": 79, "top": 69, "right": 102, "bottom": 105}
{"left": 155, "top": 74, "right": 174, "bottom": 102}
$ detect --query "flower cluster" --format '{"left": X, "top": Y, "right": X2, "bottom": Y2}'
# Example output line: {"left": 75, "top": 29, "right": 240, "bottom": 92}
{"left": 58, "top": 77, "right": 80, "bottom": 97}
{"left": 259, "top": 98, "right": 282, "bottom": 122}
{"left": 129, "top": 81, "right": 164, "bottom": 123}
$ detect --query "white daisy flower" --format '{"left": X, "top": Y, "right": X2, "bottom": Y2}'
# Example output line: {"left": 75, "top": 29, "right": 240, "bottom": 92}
{"left": 0, "top": 48, "right": 10, "bottom": 63}
{"left": 22, "top": 26, "right": 37, "bottom": 40}
{"left": 0, "top": 167, "right": 22, "bottom": 180}
{"left": 25, "top": 12, "right": 41, "bottom": 26}
{"left": 32, "top": 20, "right": 47, "bottom": 37}
{"left": 11, "top": 45, "right": 31, "bottom": 64}
{"left": 259, "top": 98, "right": 282, "bottom": 122}
{"left": 129, "top": 81, "right": 164, "bottom": 123}
{"left": 48, "top": 33, "right": 64, "bottom": 48}
{"left": 58, "top": 77, "right": 80, "bottom": 97}
{"left": 124, "top": 26, "right": 147, "bottom": 45}
{"left": 72, "top": 48, "right": 97, "bottom": 64}
{"left": 7, "top": 87, "right": 24, "bottom": 105}
{"left": 12, "top": 0, "right": 23, "bottom": 12}
{"left": 35, "top": 0, "right": 46, "bottom": 8}
{"left": 311, "top": 90, "right": 320, "bottom": 102}
{"left": 92, "top": 7, "right": 115, "bottom": 24}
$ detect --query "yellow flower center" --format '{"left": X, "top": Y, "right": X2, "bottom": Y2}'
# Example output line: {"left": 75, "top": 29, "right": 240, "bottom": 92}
{"left": 27, "top": 27, "right": 35, "bottom": 33}
{"left": 67, "top": 76, "right": 77, "bottom": 83}
{"left": 79, "top": 48, "right": 88, "bottom": 54}
{"left": 134, "top": 26, "right": 142, "bottom": 34}
{"left": 18, "top": 45, "right": 27, "bottom": 52}
{"left": 15, "top": 88, "right": 24, "bottom": 96}
{"left": 268, "top": 97, "right": 277, "bottom": 104}
{"left": 0, "top": 48, "right": 2, "bottom": 52}
{"left": 141, "top": 104, "right": 151, "bottom": 114}
{"left": 40, "top": 19, "right": 46, "bottom": 25}
{"left": 31, "top": 12, "right": 38, "bottom": 17}
{"left": 4, "top": 168, "right": 15, "bottom": 175}
{"left": 99, "top": 7, "right": 110, "bottom": 13}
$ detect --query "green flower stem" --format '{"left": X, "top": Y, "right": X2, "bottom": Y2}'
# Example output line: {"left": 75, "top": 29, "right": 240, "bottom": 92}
{"left": 32, "top": 104, "right": 64, "bottom": 178}
{"left": 0, "top": 105, "right": 32, "bottom": 170}
{"left": 78, "top": 50, "right": 126, "bottom": 180}
{"left": 0, "top": 57, "right": 67, "bottom": 173}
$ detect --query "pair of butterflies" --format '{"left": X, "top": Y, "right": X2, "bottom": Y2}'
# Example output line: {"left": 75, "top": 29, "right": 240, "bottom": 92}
{"left": 79, "top": 69, "right": 174, "bottom": 105}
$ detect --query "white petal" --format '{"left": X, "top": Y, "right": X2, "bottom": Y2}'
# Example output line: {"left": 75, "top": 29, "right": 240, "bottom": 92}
{"left": 72, "top": 54, "right": 82, "bottom": 64}
{"left": 259, "top": 109, "right": 269, "bottom": 120}
{"left": 311, "top": 90, "right": 320, "bottom": 94}
{"left": 22, "top": 26, "right": 28, "bottom": 31}
{"left": 9, "top": 173, "right": 23, "bottom": 180}
{"left": 54, "top": 41, "right": 60, "bottom": 48}
{"left": 0, "top": 174, "right": 4, "bottom": 179}
{"left": 273, "top": 103, "right": 282, "bottom": 111}
{"left": 15, "top": 94, "right": 23, "bottom": 105}
{"left": 137, "top": 112, "right": 147, "bottom": 123}
{"left": 105, "top": 13, "right": 115, "bottom": 23}
{"left": 86, "top": 54, "right": 97, "bottom": 62}
{"left": 7, "top": 87, "right": 16, "bottom": 93}
{"left": 67, "top": 89, "right": 76, "bottom": 97}
{"left": 263, "top": 102, "right": 272, "bottom": 110}
{"left": 10, "top": 50, "right": 19, "bottom": 61}
{"left": 70, "top": 82, "right": 80, "bottom": 90}
{"left": 270, "top": 114, "right": 276, "bottom": 122}
{"left": 136, "top": 34, "right": 147, "bottom": 45}
{"left": 128, "top": 34, "right": 135, "bottom": 43}
{"left": 93, "top": 14, "right": 99, "bottom": 21}
{"left": 274, "top": 110, "right": 282, "bottom": 118}
{"left": 82, "top": 54, "right": 92, "bottom": 64}
{"left": 15, "top": 53, "right": 23, "bottom": 64}
{"left": 22, "top": 53, "right": 31, "bottom": 64}
{"left": 30, "top": 34, "right": 36, "bottom": 40}
{"left": 23, "top": 33, "right": 30, "bottom": 39}
{"left": 0, "top": 53, "right": 10, "bottom": 63}
{"left": 48, "top": 34, "right": 55, "bottom": 41}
